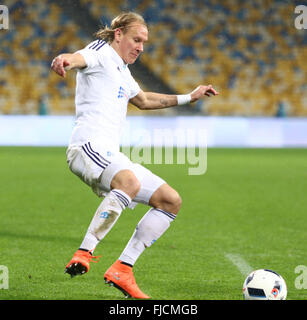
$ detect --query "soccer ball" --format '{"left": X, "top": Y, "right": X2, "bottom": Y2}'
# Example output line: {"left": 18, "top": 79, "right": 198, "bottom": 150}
{"left": 243, "top": 269, "right": 287, "bottom": 300}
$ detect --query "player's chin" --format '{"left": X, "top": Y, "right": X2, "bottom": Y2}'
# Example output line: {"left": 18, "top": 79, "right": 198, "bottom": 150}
{"left": 127, "top": 54, "right": 139, "bottom": 64}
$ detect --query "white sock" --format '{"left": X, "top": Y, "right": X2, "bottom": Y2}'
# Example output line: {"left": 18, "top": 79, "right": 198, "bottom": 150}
{"left": 119, "top": 208, "right": 176, "bottom": 266}
{"left": 80, "top": 189, "right": 131, "bottom": 252}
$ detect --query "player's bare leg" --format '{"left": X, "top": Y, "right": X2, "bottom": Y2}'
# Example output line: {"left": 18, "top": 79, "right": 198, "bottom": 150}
{"left": 148, "top": 183, "right": 182, "bottom": 214}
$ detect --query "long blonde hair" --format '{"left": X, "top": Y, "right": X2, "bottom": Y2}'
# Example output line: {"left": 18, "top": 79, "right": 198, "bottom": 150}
{"left": 94, "top": 12, "right": 147, "bottom": 43}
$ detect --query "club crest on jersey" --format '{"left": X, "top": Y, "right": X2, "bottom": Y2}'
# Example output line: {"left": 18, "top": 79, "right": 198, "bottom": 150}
{"left": 117, "top": 86, "right": 129, "bottom": 100}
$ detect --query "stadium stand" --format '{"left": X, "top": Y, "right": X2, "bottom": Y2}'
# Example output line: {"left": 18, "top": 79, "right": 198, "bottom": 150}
{"left": 1, "top": 0, "right": 306, "bottom": 116}
{"left": 81, "top": 0, "right": 307, "bottom": 116}
{"left": 1, "top": 0, "right": 90, "bottom": 115}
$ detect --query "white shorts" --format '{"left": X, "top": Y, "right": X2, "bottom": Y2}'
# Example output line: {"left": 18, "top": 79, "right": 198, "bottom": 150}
{"left": 66, "top": 141, "right": 165, "bottom": 208}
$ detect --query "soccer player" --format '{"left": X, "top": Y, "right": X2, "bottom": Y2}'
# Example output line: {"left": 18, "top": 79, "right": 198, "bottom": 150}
{"left": 51, "top": 12, "right": 218, "bottom": 299}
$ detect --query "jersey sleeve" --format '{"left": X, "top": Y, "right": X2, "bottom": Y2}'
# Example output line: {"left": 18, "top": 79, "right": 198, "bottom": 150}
{"left": 76, "top": 40, "right": 106, "bottom": 72}
{"left": 128, "top": 73, "right": 141, "bottom": 99}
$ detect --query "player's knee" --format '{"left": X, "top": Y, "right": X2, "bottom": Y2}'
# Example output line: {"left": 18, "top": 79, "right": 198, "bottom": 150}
{"left": 126, "top": 176, "right": 141, "bottom": 197}
{"left": 161, "top": 189, "right": 182, "bottom": 214}
{"left": 111, "top": 169, "right": 141, "bottom": 199}
{"left": 150, "top": 185, "right": 182, "bottom": 214}
{"left": 168, "top": 190, "right": 182, "bottom": 214}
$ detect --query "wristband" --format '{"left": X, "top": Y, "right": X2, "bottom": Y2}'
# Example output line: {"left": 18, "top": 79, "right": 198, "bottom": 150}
{"left": 177, "top": 94, "right": 191, "bottom": 105}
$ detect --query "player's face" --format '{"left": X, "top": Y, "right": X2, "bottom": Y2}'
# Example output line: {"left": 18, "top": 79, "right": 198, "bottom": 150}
{"left": 116, "top": 24, "right": 148, "bottom": 64}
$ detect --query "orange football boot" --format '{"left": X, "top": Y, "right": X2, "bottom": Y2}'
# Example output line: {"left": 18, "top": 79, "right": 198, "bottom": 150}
{"left": 64, "top": 249, "right": 100, "bottom": 278}
{"left": 104, "top": 260, "right": 150, "bottom": 299}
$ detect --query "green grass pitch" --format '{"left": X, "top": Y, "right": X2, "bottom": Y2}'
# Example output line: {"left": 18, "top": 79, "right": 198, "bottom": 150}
{"left": 0, "top": 146, "right": 306, "bottom": 300}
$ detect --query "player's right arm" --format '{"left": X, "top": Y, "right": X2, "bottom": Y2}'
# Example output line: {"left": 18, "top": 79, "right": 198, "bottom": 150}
{"left": 51, "top": 53, "right": 86, "bottom": 78}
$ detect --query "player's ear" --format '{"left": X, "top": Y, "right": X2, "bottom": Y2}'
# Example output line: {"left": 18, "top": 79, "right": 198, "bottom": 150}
{"left": 114, "top": 28, "right": 122, "bottom": 43}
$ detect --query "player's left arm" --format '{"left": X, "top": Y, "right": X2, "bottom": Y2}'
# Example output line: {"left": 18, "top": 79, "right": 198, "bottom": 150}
{"left": 130, "top": 85, "right": 219, "bottom": 110}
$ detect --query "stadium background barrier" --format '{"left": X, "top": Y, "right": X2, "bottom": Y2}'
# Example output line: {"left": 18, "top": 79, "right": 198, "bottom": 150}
{"left": 1, "top": 115, "right": 307, "bottom": 148}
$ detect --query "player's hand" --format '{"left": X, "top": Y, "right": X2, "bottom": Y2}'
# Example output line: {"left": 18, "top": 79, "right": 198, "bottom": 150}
{"left": 51, "top": 55, "right": 70, "bottom": 78}
{"left": 190, "top": 85, "right": 219, "bottom": 102}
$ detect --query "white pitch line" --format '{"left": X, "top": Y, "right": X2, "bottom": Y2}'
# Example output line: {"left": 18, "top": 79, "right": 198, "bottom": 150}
{"left": 225, "top": 253, "right": 254, "bottom": 277}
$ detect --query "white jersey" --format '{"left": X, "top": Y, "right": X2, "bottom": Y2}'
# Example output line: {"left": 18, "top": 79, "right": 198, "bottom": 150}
{"left": 69, "top": 40, "right": 141, "bottom": 152}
